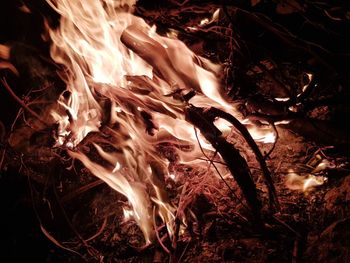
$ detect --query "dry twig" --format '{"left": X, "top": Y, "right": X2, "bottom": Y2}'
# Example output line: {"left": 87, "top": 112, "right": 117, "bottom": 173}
{"left": 1, "top": 78, "right": 48, "bottom": 126}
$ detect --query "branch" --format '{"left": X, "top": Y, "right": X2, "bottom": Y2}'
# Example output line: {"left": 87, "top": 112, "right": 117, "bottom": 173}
{"left": 204, "top": 106, "right": 280, "bottom": 211}
{"left": 1, "top": 78, "right": 48, "bottom": 127}
{"left": 185, "top": 105, "right": 262, "bottom": 218}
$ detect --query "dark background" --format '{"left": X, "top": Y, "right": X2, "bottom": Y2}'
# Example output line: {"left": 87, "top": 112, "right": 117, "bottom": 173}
{"left": 0, "top": 1, "right": 59, "bottom": 262}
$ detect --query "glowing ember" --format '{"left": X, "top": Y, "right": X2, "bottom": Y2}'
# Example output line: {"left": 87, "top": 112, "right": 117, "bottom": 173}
{"left": 46, "top": 0, "right": 276, "bottom": 243}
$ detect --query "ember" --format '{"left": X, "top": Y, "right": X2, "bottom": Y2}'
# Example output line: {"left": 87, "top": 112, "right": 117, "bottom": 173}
{"left": 1, "top": 0, "right": 350, "bottom": 262}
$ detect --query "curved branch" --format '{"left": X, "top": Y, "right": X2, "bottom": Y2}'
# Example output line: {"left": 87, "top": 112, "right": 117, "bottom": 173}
{"left": 205, "top": 107, "right": 280, "bottom": 211}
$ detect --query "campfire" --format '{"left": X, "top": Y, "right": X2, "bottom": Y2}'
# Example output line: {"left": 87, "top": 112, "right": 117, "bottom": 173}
{"left": 1, "top": 0, "right": 350, "bottom": 262}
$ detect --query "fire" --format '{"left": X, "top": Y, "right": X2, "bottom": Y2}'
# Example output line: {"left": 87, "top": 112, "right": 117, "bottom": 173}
{"left": 285, "top": 168, "right": 327, "bottom": 192}
{"left": 286, "top": 156, "right": 331, "bottom": 192}
{"left": 244, "top": 125, "right": 276, "bottom": 144}
{"left": 46, "top": 0, "right": 276, "bottom": 243}
{"left": 187, "top": 8, "right": 220, "bottom": 31}
{"left": 0, "top": 44, "right": 19, "bottom": 76}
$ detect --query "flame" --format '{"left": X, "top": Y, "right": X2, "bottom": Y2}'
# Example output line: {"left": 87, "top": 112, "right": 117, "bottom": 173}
{"left": 187, "top": 8, "right": 220, "bottom": 31}
{"left": 123, "top": 207, "right": 134, "bottom": 221}
{"left": 0, "top": 44, "right": 19, "bottom": 76}
{"left": 0, "top": 44, "right": 10, "bottom": 59}
{"left": 301, "top": 73, "right": 313, "bottom": 93}
{"left": 285, "top": 169, "right": 326, "bottom": 192}
{"left": 46, "top": 0, "right": 275, "bottom": 243}
{"left": 246, "top": 125, "right": 276, "bottom": 144}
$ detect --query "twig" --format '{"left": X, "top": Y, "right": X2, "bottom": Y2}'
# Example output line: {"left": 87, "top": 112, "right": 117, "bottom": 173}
{"left": 40, "top": 225, "right": 83, "bottom": 257}
{"left": 226, "top": 7, "right": 339, "bottom": 75}
{"left": 61, "top": 179, "right": 104, "bottom": 203}
{"left": 198, "top": 157, "right": 227, "bottom": 165}
{"left": 272, "top": 215, "right": 301, "bottom": 238}
{"left": 10, "top": 108, "right": 23, "bottom": 132}
{"left": 0, "top": 146, "right": 6, "bottom": 171}
{"left": 185, "top": 106, "right": 262, "bottom": 217}
{"left": 178, "top": 241, "right": 191, "bottom": 262}
{"left": 264, "top": 122, "right": 279, "bottom": 159}
{"left": 168, "top": 0, "right": 191, "bottom": 6}
{"left": 25, "top": 156, "right": 84, "bottom": 259}
{"left": 292, "top": 238, "right": 299, "bottom": 263}
{"left": 84, "top": 217, "right": 108, "bottom": 242}
{"left": 1, "top": 77, "right": 47, "bottom": 126}
{"left": 172, "top": 182, "right": 188, "bottom": 254}
{"left": 52, "top": 180, "right": 100, "bottom": 258}
{"left": 153, "top": 207, "right": 171, "bottom": 254}
{"left": 205, "top": 107, "right": 280, "bottom": 211}
{"left": 193, "top": 127, "right": 248, "bottom": 210}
